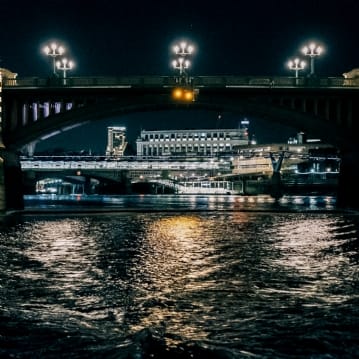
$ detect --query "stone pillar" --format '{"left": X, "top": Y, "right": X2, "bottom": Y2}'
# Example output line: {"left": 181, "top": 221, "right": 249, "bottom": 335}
{"left": 0, "top": 149, "right": 24, "bottom": 211}
{"left": 0, "top": 157, "right": 6, "bottom": 212}
{"left": 0, "top": 69, "right": 23, "bottom": 212}
{"left": 0, "top": 71, "right": 5, "bottom": 212}
{"left": 337, "top": 146, "right": 359, "bottom": 209}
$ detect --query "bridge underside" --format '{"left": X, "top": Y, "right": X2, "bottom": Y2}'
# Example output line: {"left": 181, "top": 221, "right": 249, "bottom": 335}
{"left": 22, "top": 169, "right": 132, "bottom": 195}
{"left": 2, "top": 86, "right": 358, "bottom": 150}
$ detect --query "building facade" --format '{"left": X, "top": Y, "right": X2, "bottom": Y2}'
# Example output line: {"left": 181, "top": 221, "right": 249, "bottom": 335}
{"left": 106, "top": 126, "right": 127, "bottom": 156}
{"left": 136, "top": 128, "right": 249, "bottom": 156}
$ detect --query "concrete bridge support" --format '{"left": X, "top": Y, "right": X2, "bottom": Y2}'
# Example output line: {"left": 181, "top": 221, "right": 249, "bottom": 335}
{"left": 337, "top": 147, "right": 359, "bottom": 209}
{"left": 269, "top": 152, "right": 285, "bottom": 200}
{"left": 0, "top": 156, "right": 5, "bottom": 211}
{"left": 0, "top": 149, "right": 24, "bottom": 211}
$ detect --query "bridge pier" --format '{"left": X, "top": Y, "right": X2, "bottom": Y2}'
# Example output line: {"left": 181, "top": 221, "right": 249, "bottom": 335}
{"left": 269, "top": 152, "right": 285, "bottom": 200}
{"left": 0, "top": 149, "right": 24, "bottom": 211}
{"left": 269, "top": 172, "right": 283, "bottom": 200}
{"left": 337, "top": 147, "right": 359, "bottom": 209}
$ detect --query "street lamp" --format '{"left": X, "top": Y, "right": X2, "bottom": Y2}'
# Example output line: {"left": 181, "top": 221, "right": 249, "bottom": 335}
{"left": 173, "top": 41, "right": 194, "bottom": 56}
{"left": 288, "top": 58, "right": 306, "bottom": 78}
{"left": 43, "top": 42, "right": 65, "bottom": 75}
{"left": 56, "top": 58, "right": 74, "bottom": 84}
{"left": 172, "top": 41, "right": 194, "bottom": 82}
{"left": 171, "top": 40, "right": 198, "bottom": 101}
{"left": 172, "top": 57, "right": 191, "bottom": 76}
{"left": 302, "top": 42, "right": 323, "bottom": 76}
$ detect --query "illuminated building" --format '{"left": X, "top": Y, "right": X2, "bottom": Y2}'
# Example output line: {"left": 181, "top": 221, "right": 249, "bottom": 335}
{"left": 106, "top": 126, "right": 127, "bottom": 156}
{"left": 136, "top": 127, "right": 249, "bottom": 156}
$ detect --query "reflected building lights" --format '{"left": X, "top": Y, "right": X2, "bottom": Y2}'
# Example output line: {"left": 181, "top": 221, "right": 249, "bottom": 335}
{"left": 131, "top": 214, "right": 220, "bottom": 339}
{"left": 24, "top": 219, "right": 101, "bottom": 285}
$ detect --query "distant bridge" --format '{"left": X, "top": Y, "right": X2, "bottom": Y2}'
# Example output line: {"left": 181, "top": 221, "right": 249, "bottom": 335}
{"left": 20, "top": 155, "right": 236, "bottom": 195}
{"left": 21, "top": 155, "right": 338, "bottom": 197}
{"left": 20, "top": 152, "right": 338, "bottom": 191}
{"left": 20, "top": 155, "right": 231, "bottom": 178}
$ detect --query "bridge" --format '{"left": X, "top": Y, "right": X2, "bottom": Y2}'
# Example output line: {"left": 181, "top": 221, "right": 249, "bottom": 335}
{"left": 20, "top": 154, "right": 338, "bottom": 197}
{"left": 20, "top": 155, "right": 232, "bottom": 193}
{"left": 1, "top": 74, "right": 359, "bottom": 209}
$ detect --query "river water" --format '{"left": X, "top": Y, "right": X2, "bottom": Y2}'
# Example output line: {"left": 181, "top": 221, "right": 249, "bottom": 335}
{"left": 1, "top": 194, "right": 358, "bottom": 358}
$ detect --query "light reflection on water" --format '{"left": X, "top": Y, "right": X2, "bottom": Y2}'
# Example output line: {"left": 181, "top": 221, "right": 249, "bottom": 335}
{"left": 24, "top": 193, "right": 337, "bottom": 212}
{"left": 0, "top": 196, "right": 358, "bottom": 357}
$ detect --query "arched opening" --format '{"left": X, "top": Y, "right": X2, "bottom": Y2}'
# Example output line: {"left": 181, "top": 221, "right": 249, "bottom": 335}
{"left": 3, "top": 91, "right": 357, "bottom": 208}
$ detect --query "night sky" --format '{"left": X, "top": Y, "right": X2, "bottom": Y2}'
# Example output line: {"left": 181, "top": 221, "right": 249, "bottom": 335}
{"left": 1, "top": 0, "right": 358, "bottom": 153}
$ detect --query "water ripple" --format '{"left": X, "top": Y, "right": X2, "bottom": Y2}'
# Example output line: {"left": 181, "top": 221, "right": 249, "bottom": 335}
{"left": 0, "top": 208, "right": 358, "bottom": 358}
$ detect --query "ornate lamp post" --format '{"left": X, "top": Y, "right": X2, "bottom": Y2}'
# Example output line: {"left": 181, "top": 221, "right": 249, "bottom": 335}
{"left": 173, "top": 41, "right": 194, "bottom": 57}
{"left": 171, "top": 40, "right": 197, "bottom": 101}
{"left": 302, "top": 42, "right": 323, "bottom": 76}
{"left": 43, "top": 42, "right": 65, "bottom": 75}
{"left": 172, "top": 41, "right": 194, "bottom": 83}
{"left": 172, "top": 57, "right": 191, "bottom": 76}
{"left": 288, "top": 58, "right": 306, "bottom": 78}
{"left": 56, "top": 58, "right": 74, "bottom": 84}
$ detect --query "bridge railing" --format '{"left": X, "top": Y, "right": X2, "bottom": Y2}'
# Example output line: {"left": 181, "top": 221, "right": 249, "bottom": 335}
{"left": 2, "top": 76, "right": 179, "bottom": 87}
{"left": 20, "top": 159, "right": 230, "bottom": 171}
{"left": 3, "top": 75, "right": 356, "bottom": 88}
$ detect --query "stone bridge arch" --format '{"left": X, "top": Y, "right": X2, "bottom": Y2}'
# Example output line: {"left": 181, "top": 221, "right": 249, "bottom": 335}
{"left": 2, "top": 90, "right": 353, "bottom": 151}
{"left": 2, "top": 77, "right": 359, "bottom": 209}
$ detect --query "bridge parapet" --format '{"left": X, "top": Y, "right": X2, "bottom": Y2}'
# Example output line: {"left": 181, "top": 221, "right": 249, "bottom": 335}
{"left": 2, "top": 75, "right": 350, "bottom": 88}
{"left": 2, "top": 76, "right": 177, "bottom": 88}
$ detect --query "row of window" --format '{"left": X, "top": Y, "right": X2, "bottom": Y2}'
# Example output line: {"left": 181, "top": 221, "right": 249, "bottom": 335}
{"left": 140, "top": 147, "right": 233, "bottom": 156}
{"left": 139, "top": 143, "right": 232, "bottom": 148}
{"left": 141, "top": 138, "right": 239, "bottom": 142}
{"left": 139, "top": 131, "right": 246, "bottom": 141}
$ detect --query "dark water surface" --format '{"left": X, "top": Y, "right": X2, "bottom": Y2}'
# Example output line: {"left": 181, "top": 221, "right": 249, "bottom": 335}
{"left": 1, "top": 195, "right": 358, "bottom": 358}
